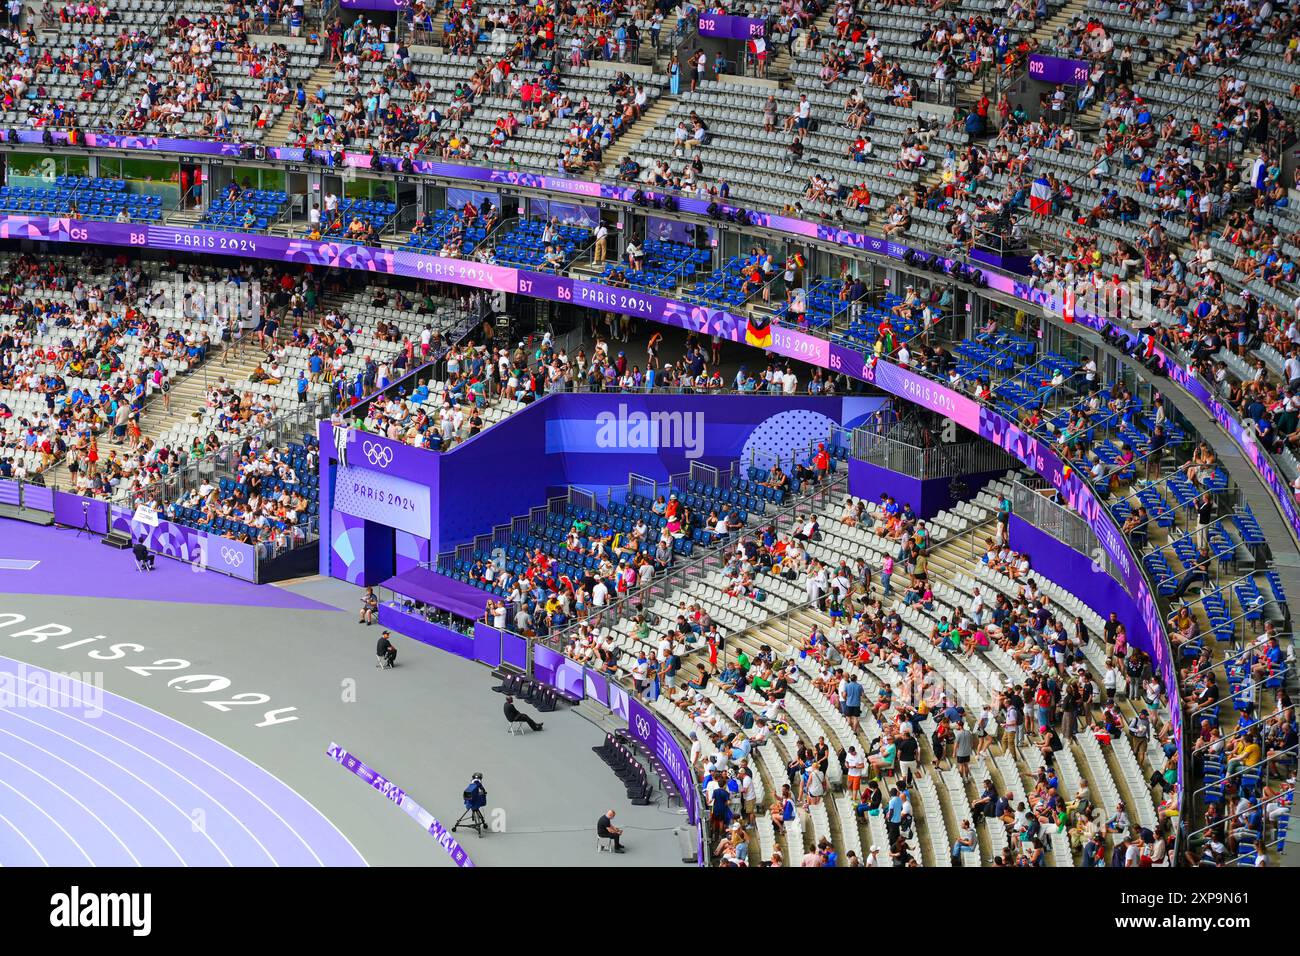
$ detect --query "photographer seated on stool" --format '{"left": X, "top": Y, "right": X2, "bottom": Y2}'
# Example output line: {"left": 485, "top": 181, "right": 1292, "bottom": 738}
{"left": 376, "top": 630, "right": 397, "bottom": 669}
{"left": 597, "top": 809, "right": 625, "bottom": 853}
{"left": 132, "top": 536, "right": 155, "bottom": 571}
{"left": 504, "top": 695, "right": 543, "bottom": 732}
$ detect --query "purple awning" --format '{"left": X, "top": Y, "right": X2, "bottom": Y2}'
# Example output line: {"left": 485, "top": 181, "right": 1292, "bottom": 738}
{"left": 383, "top": 567, "right": 494, "bottom": 620}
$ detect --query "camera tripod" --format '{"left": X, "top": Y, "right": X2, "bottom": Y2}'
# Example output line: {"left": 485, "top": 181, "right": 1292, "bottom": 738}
{"left": 453, "top": 806, "right": 488, "bottom": 838}
{"left": 75, "top": 502, "right": 93, "bottom": 540}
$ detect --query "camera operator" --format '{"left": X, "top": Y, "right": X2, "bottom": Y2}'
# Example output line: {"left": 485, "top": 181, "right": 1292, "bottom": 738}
{"left": 455, "top": 772, "right": 489, "bottom": 836}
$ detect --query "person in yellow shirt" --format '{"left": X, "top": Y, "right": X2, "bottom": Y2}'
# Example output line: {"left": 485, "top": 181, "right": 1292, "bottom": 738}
{"left": 1225, "top": 730, "right": 1262, "bottom": 779}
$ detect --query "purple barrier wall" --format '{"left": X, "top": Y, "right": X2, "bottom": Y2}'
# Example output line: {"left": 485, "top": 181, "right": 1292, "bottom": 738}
{"left": 627, "top": 697, "right": 699, "bottom": 824}
{"left": 609, "top": 683, "right": 630, "bottom": 721}
{"left": 378, "top": 604, "right": 476, "bottom": 659}
{"left": 554, "top": 658, "right": 585, "bottom": 699}
{"left": 531, "top": 642, "right": 562, "bottom": 688}
{"left": 52, "top": 491, "right": 110, "bottom": 534}
{"left": 432, "top": 398, "right": 564, "bottom": 549}
{"left": 394, "top": 529, "right": 432, "bottom": 575}
{"left": 109, "top": 504, "right": 259, "bottom": 582}
{"left": 847, "top": 458, "right": 1006, "bottom": 519}
{"left": 473, "top": 622, "right": 502, "bottom": 667}
{"left": 541, "top": 393, "right": 850, "bottom": 485}
{"left": 584, "top": 668, "right": 611, "bottom": 707}
{"left": 0, "top": 480, "right": 18, "bottom": 506}
{"left": 502, "top": 631, "right": 529, "bottom": 671}
{"left": 1009, "top": 514, "right": 1152, "bottom": 651}
{"left": 22, "top": 484, "right": 53, "bottom": 512}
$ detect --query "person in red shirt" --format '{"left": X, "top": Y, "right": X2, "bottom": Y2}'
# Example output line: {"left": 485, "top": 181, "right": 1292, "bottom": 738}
{"left": 813, "top": 443, "right": 830, "bottom": 482}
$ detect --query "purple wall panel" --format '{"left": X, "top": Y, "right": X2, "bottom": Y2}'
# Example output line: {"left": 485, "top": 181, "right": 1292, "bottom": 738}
{"left": 627, "top": 697, "right": 698, "bottom": 824}
{"left": 554, "top": 658, "right": 585, "bottom": 699}
{"left": 52, "top": 491, "right": 110, "bottom": 534}
{"left": 22, "top": 485, "right": 53, "bottom": 512}
{"left": 472, "top": 622, "right": 502, "bottom": 667}
{"left": 531, "top": 642, "right": 561, "bottom": 687}
{"left": 378, "top": 604, "right": 475, "bottom": 659}
{"left": 583, "top": 668, "right": 611, "bottom": 707}
{"left": 502, "top": 631, "right": 529, "bottom": 671}
{"left": 393, "top": 529, "right": 431, "bottom": 575}
{"left": 109, "top": 505, "right": 258, "bottom": 582}
{"left": 329, "top": 509, "right": 370, "bottom": 584}
{"left": 1009, "top": 513, "right": 1153, "bottom": 657}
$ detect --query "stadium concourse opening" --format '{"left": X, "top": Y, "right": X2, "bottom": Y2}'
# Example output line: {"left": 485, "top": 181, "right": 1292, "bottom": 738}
{"left": 0, "top": 4, "right": 1294, "bottom": 923}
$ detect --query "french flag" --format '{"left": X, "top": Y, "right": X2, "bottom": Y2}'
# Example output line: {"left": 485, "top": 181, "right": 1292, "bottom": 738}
{"left": 1029, "top": 176, "right": 1052, "bottom": 215}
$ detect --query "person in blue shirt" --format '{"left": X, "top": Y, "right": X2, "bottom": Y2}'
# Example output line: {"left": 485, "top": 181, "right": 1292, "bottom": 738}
{"left": 885, "top": 788, "right": 904, "bottom": 845}
{"left": 842, "top": 675, "right": 864, "bottom": 731}
{"left": 296, "top": 371, "right": 308, "bottom": 403}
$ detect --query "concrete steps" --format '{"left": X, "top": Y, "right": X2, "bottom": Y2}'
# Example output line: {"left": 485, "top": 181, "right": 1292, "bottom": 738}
{"left": 41, "top": 335, "right": 272, "bottom": 492}
{"left": 602, "top": 99, "right": 674, "bottom": 172}
{"left": 265, "top": 63, "right": 337, "bottom": 147}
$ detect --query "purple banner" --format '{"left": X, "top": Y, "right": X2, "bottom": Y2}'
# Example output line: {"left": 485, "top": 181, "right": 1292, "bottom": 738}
{"left": 627, "top": 697, "right": 698, "bottom": 824}
{"left": 326, "top": 742, "right": 474, "bottom": 867}
{"left": 340, "top": 0, "right": 409, "bottom": 8}
{"left": 1027, "top": 53, "right": 1090, "bottom": 86}
{"left": 531, "top": 641, "right": 562, "bottom": 687}
{"left": 333, "top": 463, "right": 432, "bottom": 539}
{"left": 863, "top": 358, "right": 981, "bottom": 431}
{"left": 698, "top": 14, "right": 766, "bottom": 39}
{"left": 583, "top": 667, "right": 611, "bottom": 708}
{"left": 109, "top": 504, "right": 259, "bottom": 583}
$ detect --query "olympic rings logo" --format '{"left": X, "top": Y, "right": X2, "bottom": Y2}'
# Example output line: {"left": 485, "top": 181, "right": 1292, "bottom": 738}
{"left": 363, "top": 440, "right": 394, "bottom": 468}
{"left": 220, "top": 547, "right": 245, "bottom": 567}
{"left": 634, "top": 715, "right": 651, "bottom": 739}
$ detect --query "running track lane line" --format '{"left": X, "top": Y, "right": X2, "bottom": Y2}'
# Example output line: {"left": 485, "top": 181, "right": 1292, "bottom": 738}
{"left": 0, "top": 773, "right": 94, "bottom": 865}
{"left": 0, "top": 723, "right": 183, "bottom": 865}
{"left": 0, "top": 808, "right": 46, "bottom": 865}
{"left": 0, "top": 744, "right": 142, "bottom": 865}
{"left": 0, "top": 683, "right": 243, "bottom": 865}
{"left": 0, "top": 656, "right": 366, "bottom": 866}
{"left": 1, "top": 666, "right": 272, "bottom": 864}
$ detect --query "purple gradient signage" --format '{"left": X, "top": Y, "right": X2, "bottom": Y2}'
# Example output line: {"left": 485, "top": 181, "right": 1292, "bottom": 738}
{"left": 109, "top": 504, "right": 259, "bottom": 583}
{"left": 340, "top": 0, "right": 408, "bottom": 8}
{"left": 628, "top": 697, "right": 698, "bottom": 824}
{"left": 327, "top": 742, "right": 474, "bottom": 867}
{"left": 865, "top": 359, "right": 981, "bottom": 431}
{"left": 1027, "top": 53, "right": 1090, "bottom": 86}
{"left": 333, "top": 463, "right": 432, "bottom": 539}
{"left": 698, "top": 14, "right": 767, "bottom": 39}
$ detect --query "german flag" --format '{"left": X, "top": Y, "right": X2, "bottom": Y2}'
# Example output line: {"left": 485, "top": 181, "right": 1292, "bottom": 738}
{"left": 747, "top": 312, "right": 773, "bottom": 348}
